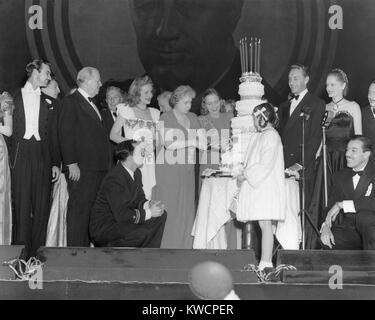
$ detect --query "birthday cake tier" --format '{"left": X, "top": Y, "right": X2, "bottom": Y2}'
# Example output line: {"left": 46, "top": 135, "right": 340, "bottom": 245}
{"left": 235, "top": 99, "right": 265, "bottom": 117}
{"left": 238, "top": 80, "right": 264, "bottom": 99}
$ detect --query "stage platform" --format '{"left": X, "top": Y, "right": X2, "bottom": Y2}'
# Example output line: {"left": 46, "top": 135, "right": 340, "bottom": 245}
{"left": 0, "top": 246, "right": 374, "bottom": 300}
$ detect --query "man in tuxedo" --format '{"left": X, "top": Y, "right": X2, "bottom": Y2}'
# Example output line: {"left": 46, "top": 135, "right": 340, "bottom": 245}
{"left": 100, "top": 86, "right": 124, "bottom": 167}
{"left": 278, "top": 64, "right": 325, "bottom": 249}
{"left": 10, "top": 59, "right": 60, "bottom": 258}
{"left": 320, "top": 136, "right": 375, "bottom": 250}
{"left": 59, "top": 67, "right": 111, "bottom": 247}
{"left": 362, "top": 81, "right": 375, "bottom": 146}
{"left": 278, "top": 64, "right": 325, "bottom": 198}
{"left": 90, "top": 140, "right": 166, "bottom": 247}
{"left": 41, "top": 78, "right": 62, "bottom": 167}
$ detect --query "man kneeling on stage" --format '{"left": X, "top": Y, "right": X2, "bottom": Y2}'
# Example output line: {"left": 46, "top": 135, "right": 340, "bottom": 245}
{"left": 90, "top": 140, "right": 166, "bottom": 247}
{"left": 321, "top": 135, "right": 375, "bottom": 250}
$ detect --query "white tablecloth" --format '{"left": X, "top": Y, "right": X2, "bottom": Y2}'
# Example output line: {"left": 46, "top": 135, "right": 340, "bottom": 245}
{"left": 192, "top": 177, "right": 237, "bottom": 249}
{"left": 192, "top": 176, "right": 301, "bottom": 250}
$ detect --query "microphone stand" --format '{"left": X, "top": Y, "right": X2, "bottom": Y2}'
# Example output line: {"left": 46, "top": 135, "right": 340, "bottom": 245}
{"left": 299, "top": 111, "right": 321, "bottom": 250}
{"left": 322, "top": 126, "right": 328, "bottom": 208}
{"left": 300, "top": 112, "right": 307, "bottom": 250}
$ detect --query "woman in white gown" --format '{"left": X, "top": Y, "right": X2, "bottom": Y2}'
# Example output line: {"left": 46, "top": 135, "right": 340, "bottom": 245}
{"left": 235, "top": 103, "right": 286, "bottom": 271}
{"left": 0, "top": 92, "right": 14, "bottom": 245}
{"left": 110, "top": 76, "right": 160, "bottom": 200}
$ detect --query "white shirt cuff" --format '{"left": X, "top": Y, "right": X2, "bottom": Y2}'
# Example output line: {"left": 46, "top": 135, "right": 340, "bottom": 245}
{"left": 143, "top": 201, "right": 151, "bottom": 220}
{"left": 342, "top": 200, "right": 356, "bottom": 213}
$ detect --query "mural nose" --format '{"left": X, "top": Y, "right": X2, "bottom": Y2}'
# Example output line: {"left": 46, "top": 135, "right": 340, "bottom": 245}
{"left": 156, "top": 2, "right": 179, "bottom": 39}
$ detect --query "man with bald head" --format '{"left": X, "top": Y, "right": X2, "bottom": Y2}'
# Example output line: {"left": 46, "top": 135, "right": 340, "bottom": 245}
{"left": 59, "top": 67, "right": 111, "bottom": 246}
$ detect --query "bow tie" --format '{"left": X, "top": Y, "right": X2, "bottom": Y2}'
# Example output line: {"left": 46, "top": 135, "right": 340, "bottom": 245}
{"left": 352, "top": 170, "right": 364, "bottom": 177}
{"left": 290, "top": 94, "right": 300, "bottom": 101}
{"left": 88, "top": 97, "right": 95, "bottom": 103}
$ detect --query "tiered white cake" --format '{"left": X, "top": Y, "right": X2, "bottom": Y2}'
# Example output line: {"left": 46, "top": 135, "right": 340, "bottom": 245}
{"left": 220, "top": 73, "right": 266, "bottom": 174}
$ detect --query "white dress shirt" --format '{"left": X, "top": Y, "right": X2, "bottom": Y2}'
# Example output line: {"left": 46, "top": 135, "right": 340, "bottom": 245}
{"left": 122, "top": 163, "right": 151, "bottom": 220}
{"left": 342, "top": 164, "right": 367, "bottom": 213}
{"left": 110, "top": 109, "right": 117, "bottom": 122}
{"left": 290, "top": 88, "right": 308, "bottom": 116}
{"left": 22, "top": 81, "right": 41, "bottom": 140}
{"left": 77, "top": 88, "right": 102, "bottom": 121}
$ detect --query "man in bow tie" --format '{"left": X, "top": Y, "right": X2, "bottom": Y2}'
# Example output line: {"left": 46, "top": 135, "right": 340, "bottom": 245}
{"left": 59, "top": 67, "right": 111, "bottom": 246}
{"left": 41, "top": 78, "right": 62, "bottom": 168}
{"left": 10, "top": 59, "right": 61, "bottom": 258}
{"left": 362, "top": 80, "right": 375, "bottom": 147}
{"left": 100, "top": 86, "right": 125, "bottom": 167}
{"left": 278, "top": 64, "right": 325, "bottom": 182}
{"left": 277, "top": 64, "right": 325, "bottom": 248}
{"left": 321, "top": 136, "right": 375, "bottom": 250}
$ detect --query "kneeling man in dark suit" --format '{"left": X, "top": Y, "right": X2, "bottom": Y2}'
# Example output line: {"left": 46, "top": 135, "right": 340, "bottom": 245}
{"left": 90, "top": 140, "right": 166, "bottom": 247}
{"left": 321, "top": 135, "right": 375, "bottom": 250}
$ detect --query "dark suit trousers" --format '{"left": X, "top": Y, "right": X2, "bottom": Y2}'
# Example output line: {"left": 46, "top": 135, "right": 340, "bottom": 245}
{"left": 107, "top": 212, "right": 167, "bottom": 248}
{"left": 323, "top": 211, "right": 375, "bottom": 250}
{"left": 11, "top": 138, "right": 52, "bottom": 259}
{"left": 66, "top": 170, "right": 107, "bottom": 246}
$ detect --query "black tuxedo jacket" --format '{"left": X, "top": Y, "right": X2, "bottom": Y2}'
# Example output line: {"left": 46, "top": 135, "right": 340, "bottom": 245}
{"left": 59, "top": 90, "right": 111, "bottom": 171}
{"left": 362, "top": 105, "right": 375, "bottom": 145}
{"left": 100, "top": 108, "right": 115, "bottom": 136}
{"left": 10, "top": 88, "right": 60, "bottom": 168}
{"left": 41, "top": 93, "right": 62, "bottom": 166}
{"left": 89, "top": 163, "right": 148, "bottom": 243}
{"left": 278, "top": 92, "right": 325, "bottom": 178}
{"left": 328, "top": 162, "right": 375, "bottom": 215}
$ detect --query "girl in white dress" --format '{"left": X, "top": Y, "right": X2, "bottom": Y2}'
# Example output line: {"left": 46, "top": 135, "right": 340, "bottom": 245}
{"left": 236, "top": 102, "right": 286, "bottom": 270}
{"left": 110, "top": 76, "right": 160, "bottom": 200}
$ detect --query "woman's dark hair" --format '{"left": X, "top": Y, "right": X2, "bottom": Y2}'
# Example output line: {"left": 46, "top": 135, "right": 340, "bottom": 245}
{"left": 253, "top": 102, "right": 279, "bottom": 129}
{"left": 25, "top": 59, "right": 51, "bottom": 77}
{"left": 115, "top": 140, "right": 139, "bottom": 162}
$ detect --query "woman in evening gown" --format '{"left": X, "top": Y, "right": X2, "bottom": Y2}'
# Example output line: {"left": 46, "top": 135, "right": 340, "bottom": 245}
{"left": 155, "top": 85, "right": 207, "bottom": 248}
{"left": 306, "top": 68, "right": 361, "bottom": 248}
{"left": 197, "top": 88, "right": 236, "bottom": 248}
{"left": 110, "top": 75, "right": 160, "bottom": 200}
{"left": 0, "top": 92, "right": 14, "bottom": 245}
{"left": 198, "top": 88, "right": 232, "bottom": 175}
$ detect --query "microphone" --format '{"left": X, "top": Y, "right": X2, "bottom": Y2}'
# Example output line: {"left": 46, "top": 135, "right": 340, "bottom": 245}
{"left": 321, "top": 110, "right": 334, "bottom": 127}
{"left": 321, "top": 111, "right": 329, "bottom": 127}
{"left": 300, "top": 105, "right": 312, "bottom": 121}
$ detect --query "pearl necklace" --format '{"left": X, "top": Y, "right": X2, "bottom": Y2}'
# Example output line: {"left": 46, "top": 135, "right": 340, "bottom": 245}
{"left": 332, "top": 97, "right": 344, "bottom": 111}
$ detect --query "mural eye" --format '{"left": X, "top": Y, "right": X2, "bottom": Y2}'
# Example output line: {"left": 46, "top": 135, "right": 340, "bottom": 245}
{"left": 131, "top": 0, "right": 159, "bottom": 18}
{"left": 175, "top": 0, "right": 207, "bottom": 16}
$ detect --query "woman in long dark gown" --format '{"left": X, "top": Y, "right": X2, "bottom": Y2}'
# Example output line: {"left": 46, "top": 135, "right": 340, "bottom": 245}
{"left": 306, "top": 69, "right": 361, "bottom": 249}
{"left": 155, "top": 85, "right": 207, "bottom": 248}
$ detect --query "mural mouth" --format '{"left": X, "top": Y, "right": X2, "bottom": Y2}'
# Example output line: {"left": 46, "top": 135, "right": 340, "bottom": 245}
{"left": 157, "top": 51, "right": 184, "bottom": 62}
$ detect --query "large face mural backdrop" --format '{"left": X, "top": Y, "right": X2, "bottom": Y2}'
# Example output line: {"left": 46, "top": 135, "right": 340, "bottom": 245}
{"left": 24, "top": 0, "right": 347, "bottom": 111}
